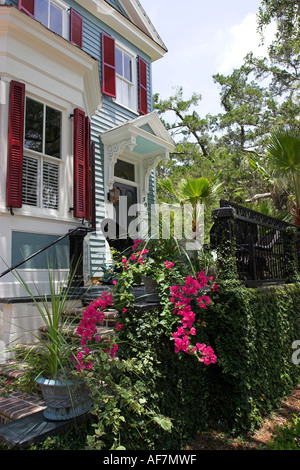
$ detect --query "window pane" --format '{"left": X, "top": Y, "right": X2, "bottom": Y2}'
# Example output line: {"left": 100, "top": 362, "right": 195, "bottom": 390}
{"left": 25, "top": 98, "right": 43, "bottom": 152}
{"left": 50, "top": 3, "right": 62, "bottom": 35}
{"left": 45, "top": 106, "right": 61, "bottom": 158}
{"left": 115, "top": 48, "right": 123, "bottom": 76}
{"left": 42, "top": 161, "right": 59, "bottom": 209}
{"left": 124, "top": 54, "right": 132, "bottom": 82}
{"left": 35, "top": 0, "right": 48, "bottom": 27}
{"left": 114, "top": 159, "right": 135, "bottom": 181}
{"left": 22, "top": 155, "right": 39, "bottom": 206}
{"left": 121, "top": 80, "right": 129, "bottom": 108}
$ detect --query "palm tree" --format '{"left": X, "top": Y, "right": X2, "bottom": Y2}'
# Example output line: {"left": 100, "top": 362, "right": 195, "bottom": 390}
{"left": 158, "top": 175, "right": 222, "bottom": 235}
{"left": 267, "top": 126, "right": 300, "bottom": 225}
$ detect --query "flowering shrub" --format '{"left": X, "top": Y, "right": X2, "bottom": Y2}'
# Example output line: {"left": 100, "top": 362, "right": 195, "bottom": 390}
{"left": 73, "top": 281, "right": 173, "bottom": 450}
{"left": 74, "top": 238, "right": 217, "bottom": 374}
{"left": 111, "top": 238, "right": 217, "bottom": 367}
{"left": 73, "top": 291, "right": 119, "bottom": 371}
{"left": 67, "top": 238, "right": 218, "bottom": 449}
{"left": 170, "top": 272, "right": 217, "bottom": 364}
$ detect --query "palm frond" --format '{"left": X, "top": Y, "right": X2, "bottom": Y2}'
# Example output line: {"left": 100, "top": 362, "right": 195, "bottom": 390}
{"left": 268, "top": 126, "right": 300, "bottom": 172}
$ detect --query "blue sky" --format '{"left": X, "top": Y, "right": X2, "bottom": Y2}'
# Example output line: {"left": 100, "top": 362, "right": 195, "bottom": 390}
{"left": 141, "top": 0, "right": 276, "bottom": 115}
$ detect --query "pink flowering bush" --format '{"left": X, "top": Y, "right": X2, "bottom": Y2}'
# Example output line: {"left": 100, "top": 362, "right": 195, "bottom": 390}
{"left": 170, "top": 271, "right": 217, "bottom": 365}
{"left": 73, "top": 291, "right": 121, "bottom": 372}
{"left": 107, "top": 237, "right": 220, "bottom": 449}
{"left": 112, "top": 237, "right": 217, "bottom": 368}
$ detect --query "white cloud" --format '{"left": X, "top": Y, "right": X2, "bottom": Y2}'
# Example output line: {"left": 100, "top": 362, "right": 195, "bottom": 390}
{"left": 216, "top": 13, "right": 276, "bottom": 74}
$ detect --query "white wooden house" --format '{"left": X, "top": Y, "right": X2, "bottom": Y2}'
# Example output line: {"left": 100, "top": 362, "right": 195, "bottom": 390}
{"left": 0, "top": 0, "right": 174, "bottom": 356}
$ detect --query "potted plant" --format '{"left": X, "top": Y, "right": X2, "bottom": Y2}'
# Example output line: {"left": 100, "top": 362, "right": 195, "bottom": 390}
{"left": 9, "top": 260, "right": 97, "bottom": 421}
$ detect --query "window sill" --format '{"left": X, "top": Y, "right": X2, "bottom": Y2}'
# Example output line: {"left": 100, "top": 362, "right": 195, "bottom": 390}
{"left": 0, "top": 206, "right": 76, "bottom": 224}
{"left": 105, "top": 96, "right": 139, "bottom": 116}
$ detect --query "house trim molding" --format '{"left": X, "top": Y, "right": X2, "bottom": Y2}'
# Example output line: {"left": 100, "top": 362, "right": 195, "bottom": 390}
{"left": 101, "top": 111, "right": 174, "bottom": 199}
{"left": 0, "top": 6, "right": 101, "bottom": 115}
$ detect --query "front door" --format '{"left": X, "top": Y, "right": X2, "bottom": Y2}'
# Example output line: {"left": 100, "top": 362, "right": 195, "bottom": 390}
{"left": 113, "top": 183, "right": 137, "bottom": 234}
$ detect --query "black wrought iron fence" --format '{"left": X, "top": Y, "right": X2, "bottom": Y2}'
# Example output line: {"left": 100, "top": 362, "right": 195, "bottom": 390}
{"left": 210, "top": 200, "right": 300, "bottom": 285}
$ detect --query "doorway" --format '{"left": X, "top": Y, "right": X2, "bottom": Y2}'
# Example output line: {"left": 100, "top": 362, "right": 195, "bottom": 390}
{"left": 113, "top": 182, "right": 137, "bottom": 234}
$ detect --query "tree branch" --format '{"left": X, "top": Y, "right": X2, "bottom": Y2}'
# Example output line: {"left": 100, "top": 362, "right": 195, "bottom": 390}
{"left": 245, "top": 193, "right": 272, "bottom": 202}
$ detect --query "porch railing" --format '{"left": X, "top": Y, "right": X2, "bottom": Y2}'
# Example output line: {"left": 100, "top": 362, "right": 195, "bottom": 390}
{"left": 210, "top": 199, "right": 300, "bottom": 285}
{"left": 0, "top": 226, "right": 92, "bottom": 288}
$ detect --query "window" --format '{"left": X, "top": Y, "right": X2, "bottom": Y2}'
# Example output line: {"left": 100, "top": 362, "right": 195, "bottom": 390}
{"left": 115, "top": 46, "right": 136, "bottom": 110}
{"left": 114, "top": 159, "right": 135, "bottom": 181}
{"left": 18, "top": 0, "right": 83, "bottom": 46}
{"left": 23, "top": 97, "right": 61, "bottom": 210}
{"left": 7, "top": 82, "right": 95, "bottom": 223}
{"left": 101, "top": 34, "right": 148, "bottom": 114}
{"left": 35, "top": 0, "right": 67, "bottom": 36}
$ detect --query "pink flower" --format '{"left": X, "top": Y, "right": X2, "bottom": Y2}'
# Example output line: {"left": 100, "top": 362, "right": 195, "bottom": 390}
{"left": 130, "top": 253, "right": 137, "bottom": 262}
{"left": 197, "top": 271, "right": 208, "bottom": 288}
{"left": 110, "top": 343, "right": 118, "bottom": 357}
{"left": 165, "top": 260, "right": 174, "bottom": 269}
{"left": 169, "top": 273, "right": 217, "bottom": 365}
{"left": 75, "top": 291, "right": 118, "bottom": 366}
{"left": 113, "top": 280, "right": 117, "bottom": 285}
{"left": 197, "top": 295, "right": 211, "bottom": 309}
{"left": 132, "top": 239, "right": 144, "bottom": 251}
{"left": 123, "top": 307, "right": 128, "bottom": 313}
{"left": 213, "top": 283, "right": 219, "bottom": 292}
{"left": 139, "top": 248, "right": 148, "bottom": 255}
{"left": 121, "top": 257, "right": 128, "bottom": 270}
{"left": 116, "top": 322, "right": 123, "bottom": 331}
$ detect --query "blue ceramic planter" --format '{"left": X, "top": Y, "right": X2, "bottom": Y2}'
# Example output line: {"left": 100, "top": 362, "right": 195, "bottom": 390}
{"left": 36, "top": 375, "right": 92, "bottom": 421}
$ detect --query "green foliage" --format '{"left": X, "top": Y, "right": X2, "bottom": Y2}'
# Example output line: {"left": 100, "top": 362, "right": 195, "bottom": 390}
{"left": 153, "top": 1, "right": 300, "bottom": 218}
{"left": 116, "top": 308, "right": 210, "bottom": 450}
{"left": 266, "top": 415, "right": 300, "bottom": 450}
{"left": 267, "top": 126, "right": 300, "bottom": 218}
{"left": 284, "top": 226, "right": 300, "bottom": 283}
{"left": 83, "top": 354, "right": 173, "bottom": 450}
{"left": 206, "top": 281, "right": 300, "bottom": 434}
{"left": 110, "top": 239, "right": 215, "bottom": 449}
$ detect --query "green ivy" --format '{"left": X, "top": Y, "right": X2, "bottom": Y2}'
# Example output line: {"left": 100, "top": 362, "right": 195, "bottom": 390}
{"left": 111, "top": 239, "right": 213, "bottom": 449}
{"left": 206, "top": 281, "right": 300, "bottom": 434}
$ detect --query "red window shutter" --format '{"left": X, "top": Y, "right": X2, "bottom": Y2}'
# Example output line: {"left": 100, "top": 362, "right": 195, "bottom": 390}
{"left": 73, "top": 108, "right": 86, "bottom": 219}
{"left": 102, "top": 33, "right": 116, "bottom": 98}
{"left": 85, "top": 116, "right": 95, "bottom": 224}
{"left": 70, "top": 9, "right": 83, "bottom": 48}
{"left": 138, "top": 57, "right": 148, "bottom": 115}
{"left": 18, "top": 0, "right": 35, "bottom": 17}
{"left": 90, "top": 141, "right": 96, "bottom": 228}
{"left": 6, "top": 81, "right": 25, "bottom": 209}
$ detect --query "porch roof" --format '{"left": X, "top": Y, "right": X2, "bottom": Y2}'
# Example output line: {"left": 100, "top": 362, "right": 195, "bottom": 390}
{"left": 101, "top": 111, "right": 174, "bottom": 156}
{"left": 100, "top": 112, "right": 175, "bottom": 194}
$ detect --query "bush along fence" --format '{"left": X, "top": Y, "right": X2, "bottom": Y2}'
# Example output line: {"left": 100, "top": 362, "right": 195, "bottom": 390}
{"left": 206, "top": 200, "right": 300, "bottom": 433}
{"left": 93, "top": 237, "right": 220, "bottom": 450}
{"left": 85, "top": 207, "right": 300, "bottom": 445}
{"left": 8, "top": 200, "right": 298, "bottom": 449}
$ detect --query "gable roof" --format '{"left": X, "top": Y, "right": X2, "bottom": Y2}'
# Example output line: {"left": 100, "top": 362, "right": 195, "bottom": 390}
{"left": 101, "top": 112, "right": 175, "bottom": 194}
{"left": 105, "top": 0, "right": 130, "bottom": 18}
{"left": 76, "top": 0, "right": 167, "bottom": 61}
{"left": 117, "top": 0, "right": 167, "bottom": 52}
